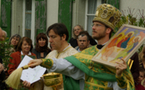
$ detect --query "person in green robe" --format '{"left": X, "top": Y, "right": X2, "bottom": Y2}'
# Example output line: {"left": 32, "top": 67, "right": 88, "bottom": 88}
{"left": 27, "top": 4, "right": 135, "bottom": 90}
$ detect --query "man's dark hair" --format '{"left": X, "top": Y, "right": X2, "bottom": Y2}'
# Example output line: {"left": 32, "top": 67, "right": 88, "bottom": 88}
{"left": 46, "top": 23, "right": 69, "bottom": 41}
{"left": 77, "top": 31, "right": 91, "bottom": 41}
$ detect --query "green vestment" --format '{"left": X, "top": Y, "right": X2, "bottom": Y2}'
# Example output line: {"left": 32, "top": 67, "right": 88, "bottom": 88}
{"left": 42, "top": 45, "right": 135, "bottom": 90}
{"left": 64, "top": 45, "right": 134, "bottom": 90}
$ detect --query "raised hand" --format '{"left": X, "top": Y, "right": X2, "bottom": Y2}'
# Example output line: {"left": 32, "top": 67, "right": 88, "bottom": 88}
{"left": 115, "top": 58, "right": 127, "bottom": 76}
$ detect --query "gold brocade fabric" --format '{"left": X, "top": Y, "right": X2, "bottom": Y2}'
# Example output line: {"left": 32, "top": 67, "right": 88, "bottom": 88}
{"left": 41, "top": 59, "right": 53, "bottom": 69}
{"left": 43, "top": 45, "right": 78, "bottom": 90}
{"left": 72, "top": 45, "right": 135, "bottom": 90}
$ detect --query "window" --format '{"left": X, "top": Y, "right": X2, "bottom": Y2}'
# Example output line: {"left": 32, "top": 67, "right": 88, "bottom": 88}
{"left": 22, "top": 0, "right": 35, "bottom": 45}
{"left": 85, "top": 0, "right": 106, "bottom": 35}
{"left": 25, "top": 0, "right": 32, "bottom": 38}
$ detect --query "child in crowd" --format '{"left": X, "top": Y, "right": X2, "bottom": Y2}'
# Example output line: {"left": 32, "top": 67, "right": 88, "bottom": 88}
{"left": 135, "top": 67, "right": 145, "bottom": 90}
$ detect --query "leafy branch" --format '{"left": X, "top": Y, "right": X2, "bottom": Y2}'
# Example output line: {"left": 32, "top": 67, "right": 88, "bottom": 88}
{"left": 0, "top": 38, "right": 13, "bottom": 70}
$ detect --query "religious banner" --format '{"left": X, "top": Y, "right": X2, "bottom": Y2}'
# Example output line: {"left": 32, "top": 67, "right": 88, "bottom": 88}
{"left": 92, "top": 24, "right": 145, "bottom": 68}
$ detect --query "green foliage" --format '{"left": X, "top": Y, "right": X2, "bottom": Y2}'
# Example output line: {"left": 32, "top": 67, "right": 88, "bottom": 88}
{"left": 0, "top": 38, "right": 13, "bottom": 70}
{"left": 115, "top": 9, "right": 145, "bottom": 30}
{"left": 114, "top": 9, "right": 145, "bottom": 52}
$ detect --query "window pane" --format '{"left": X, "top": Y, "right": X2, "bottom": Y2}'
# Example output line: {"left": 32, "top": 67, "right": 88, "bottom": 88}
{"left": 25, "top": 13, "right": 31, "bottom": 38}
{"left": 88, "top": 0, "right": 97, "bottom": 14}
{"left": 87, "top": 16, "right": 95, "bottom": 35}
{"left": 25, "top": 30, "right": 31, "bottom": 38}
{"left": 102, "top": 0, "right": 107, "bottom": 3}
{"left": 25, "top": 14, "right": 31, "bottom": 29}
{"left": 25, "top": 0, "right": 32, "bottom": 38}
{"left": 26, "top": 0, "right": 32, "bottom": 11}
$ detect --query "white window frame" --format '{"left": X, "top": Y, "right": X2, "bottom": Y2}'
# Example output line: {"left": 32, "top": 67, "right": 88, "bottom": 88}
{"left": 22, "top": 0, "right": 35, "bottom": 45}
{"left": 85, "top": 0, "right": 102, "bottom": 32}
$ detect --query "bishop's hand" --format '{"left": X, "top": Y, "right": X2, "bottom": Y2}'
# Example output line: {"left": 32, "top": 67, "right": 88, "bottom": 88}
{"left": 115, "top": 58, "right": 127, "bottom": 76}
{"left": 28, "top": 59, "right": 43, "bottom": 68}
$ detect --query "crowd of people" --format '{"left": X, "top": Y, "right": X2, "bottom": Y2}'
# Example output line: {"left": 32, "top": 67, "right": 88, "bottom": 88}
{"left": 0, "top": 3, "right": 145, "bottom": 90}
